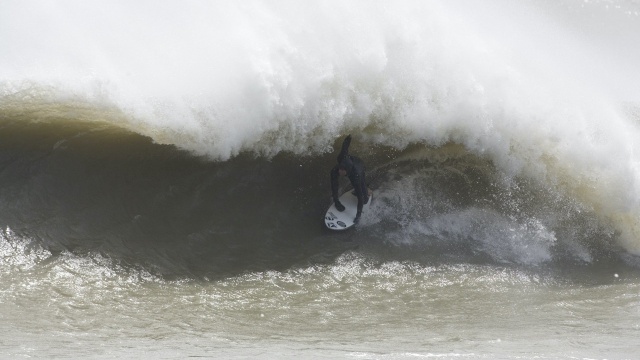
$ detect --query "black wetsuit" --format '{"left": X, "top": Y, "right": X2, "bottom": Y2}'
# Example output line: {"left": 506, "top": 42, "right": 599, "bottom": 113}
{"left": 330, "top": 135, "right": 369, "bottom": 220}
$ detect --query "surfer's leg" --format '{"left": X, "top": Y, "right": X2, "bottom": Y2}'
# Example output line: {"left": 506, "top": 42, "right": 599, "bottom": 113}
{"left": 361, "top": 179, "right": 370, "bottom": 204}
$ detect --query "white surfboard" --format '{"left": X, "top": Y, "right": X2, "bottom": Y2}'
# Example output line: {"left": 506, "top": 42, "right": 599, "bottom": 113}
{"left": 324, "top": 190, "right": 372, "bottom": 230}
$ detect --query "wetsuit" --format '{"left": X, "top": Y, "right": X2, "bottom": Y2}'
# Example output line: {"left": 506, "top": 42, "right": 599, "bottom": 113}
{"left": 330, "top": 135, "right": 369, "bottom": 222}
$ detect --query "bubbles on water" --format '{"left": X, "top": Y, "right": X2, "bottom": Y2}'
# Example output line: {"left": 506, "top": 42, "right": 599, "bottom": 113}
{"left": 0, "top": 225, "right": 164, "bottom": 309}
{"left": 0, "top": 227, "right": 50, "bottom": 272}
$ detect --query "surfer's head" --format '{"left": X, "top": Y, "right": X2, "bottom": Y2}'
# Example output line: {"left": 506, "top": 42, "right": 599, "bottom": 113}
{"left": 338, "top": 157, "right": 353, "bottom": 175}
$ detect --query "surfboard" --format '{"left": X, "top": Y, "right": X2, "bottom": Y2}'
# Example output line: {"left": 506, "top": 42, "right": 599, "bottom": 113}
{"left": 324, "top": 190, "right": 372, "bottom": 230}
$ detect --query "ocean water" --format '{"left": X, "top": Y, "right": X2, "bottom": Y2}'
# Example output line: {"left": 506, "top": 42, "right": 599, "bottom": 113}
{"left": 2, "top": 0, "right": 640, "bottom": 358}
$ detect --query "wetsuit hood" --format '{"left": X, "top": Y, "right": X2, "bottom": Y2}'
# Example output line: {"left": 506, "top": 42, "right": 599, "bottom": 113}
{"left": 338, "top": 157, "right": 354, "bottom": 173}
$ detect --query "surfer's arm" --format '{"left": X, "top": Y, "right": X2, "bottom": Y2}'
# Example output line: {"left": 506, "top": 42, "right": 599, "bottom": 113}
{"left": 341, "top": 134, "right": 352, "bottom": 153}
{"left": 337, "top": 134, "right": 352, "bottom": 164}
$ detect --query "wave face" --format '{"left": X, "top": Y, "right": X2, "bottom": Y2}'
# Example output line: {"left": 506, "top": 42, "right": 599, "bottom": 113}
{"left": 1, "top": 0, "right": 640, "bottom": 262}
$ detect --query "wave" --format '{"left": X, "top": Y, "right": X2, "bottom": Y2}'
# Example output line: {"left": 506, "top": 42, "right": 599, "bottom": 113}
{"left": 0, "top": 120, "right": 628, "bottom": 279}
{"left": 2, "top": 0, "right": 640, "bottom": 258}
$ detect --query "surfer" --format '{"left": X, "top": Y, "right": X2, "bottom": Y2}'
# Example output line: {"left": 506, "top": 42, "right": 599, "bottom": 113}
{"left": 330, "top": 135, "right": 369, "bottom": 224}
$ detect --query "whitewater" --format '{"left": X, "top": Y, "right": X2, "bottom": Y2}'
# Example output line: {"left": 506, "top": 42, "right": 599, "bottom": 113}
{"left": 1, "top": 0, "right": 640, "bottom": 358}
